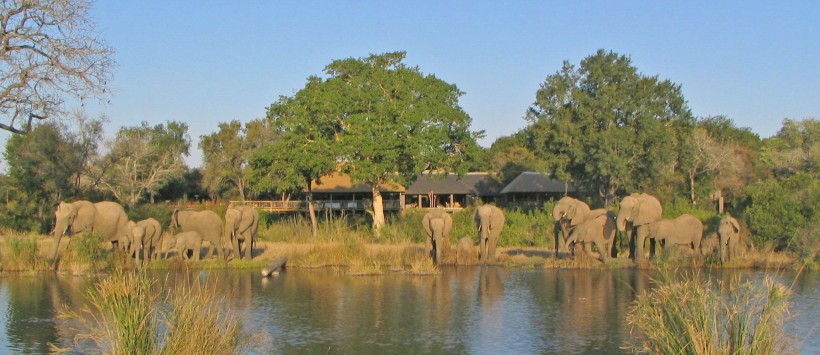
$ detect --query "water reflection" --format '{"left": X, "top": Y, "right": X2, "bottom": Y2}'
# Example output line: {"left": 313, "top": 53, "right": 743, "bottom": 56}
{"left": 0, "top": 268, "right": 817, "bottom": 354}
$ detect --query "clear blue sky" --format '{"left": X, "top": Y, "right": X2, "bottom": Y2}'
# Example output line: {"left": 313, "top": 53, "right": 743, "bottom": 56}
{"left": 19, "top": 1, "right": 820, "bottom": 168}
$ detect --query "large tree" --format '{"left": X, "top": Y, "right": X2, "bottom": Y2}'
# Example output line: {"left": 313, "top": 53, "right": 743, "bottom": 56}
{"left": 95, "top": 121, "right": 190, "bottom": 206}
{"left": 0, "top": 0, "right": 114, "bottom": 134}
{"left": 249, "top": 76, "right": 342, "bottom": 237}
{"left": 200, "top": 119, "right": 273, "bottom": 201}
{"left": 527, "top": 50, "right": 694, "bottom": 206}
{"left": 329, "top": 52, "right": 482, "bottom": 230}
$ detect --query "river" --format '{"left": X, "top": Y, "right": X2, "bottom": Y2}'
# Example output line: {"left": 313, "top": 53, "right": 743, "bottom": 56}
{"left": 0, "top": 268, "right": 817, "bottom": 354}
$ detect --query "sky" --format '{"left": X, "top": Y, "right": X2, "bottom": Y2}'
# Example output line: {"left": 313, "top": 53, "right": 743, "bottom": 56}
{"left": 4, "top": 1, "right": 820, "bottom": 169}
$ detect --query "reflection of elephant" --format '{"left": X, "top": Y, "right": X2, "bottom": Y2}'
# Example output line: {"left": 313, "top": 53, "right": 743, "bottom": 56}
{"left": 646, "top": 214, "right": 703, "bottom": 255}
{"left": 563, "top": 212, "right": 617, "bottom": 262}
{"left": 552, "top": 196, "right": 615, "bottom": 257}
{"left": 616, "top": 193, "right": 663, "bottom": 260}
{"left": 50, "top": 200, "right": 130, "bottom": 265}
{"left": 456, "top": 237, "right": 474, "bottom": 265}
{"left": 165, "top": 231, "right": 202, "bottom": 261}
{"left": 224, "top": 205, "right": 260, "bottom": 261}
{"left": 422, "top": 209, "right": 453, "bottom": 264}
{"left": 171, "top": 209, "right": 225, "bottom": 259}
{"left": 474, "top": 205, "right": 505, "bottom": 264}
{"left": 125, "top": 218, "right": 163, "bottom": 265}
{"left": 717, "top": 215, "right": 741, "bottom": 263}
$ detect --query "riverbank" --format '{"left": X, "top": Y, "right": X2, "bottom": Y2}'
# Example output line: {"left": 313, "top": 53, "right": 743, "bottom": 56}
{"left": 0, "top": 232, "right": 806, "bottom": 275}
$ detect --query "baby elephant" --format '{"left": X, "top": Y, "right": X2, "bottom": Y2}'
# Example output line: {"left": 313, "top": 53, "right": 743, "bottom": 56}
{"left": 166, "top": 231, "right": 203, "bottom": 261}
{"left": 456, "top": 237, "right": 475, "bottom": 265}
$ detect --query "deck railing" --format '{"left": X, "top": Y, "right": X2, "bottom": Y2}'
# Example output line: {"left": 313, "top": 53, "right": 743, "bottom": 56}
{"left": 230, "top": 199, "right": 401, "bottom": 212}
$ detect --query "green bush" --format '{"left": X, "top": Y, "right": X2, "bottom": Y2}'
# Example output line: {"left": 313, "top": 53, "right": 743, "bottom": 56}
{"left": 741, "top": 173, "right": 818, "bottom": 250}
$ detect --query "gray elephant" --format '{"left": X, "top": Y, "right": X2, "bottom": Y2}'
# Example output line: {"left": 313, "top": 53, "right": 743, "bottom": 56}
{"left": 456, "top": 237, "right": 474, "bottom": 265}
{"left": 717, "top": 215, "right": 741, "bottom": 263}
{"left": 563, "top": 211, "right": 617, "bottom": 262}
{"left": 50, "top": 200, "right": 130, "bottom": 265}
{"left": 224, "top": 205, "right": 260, "bottom": 261}
{"left": 125, "top": 218, "right": 163, "bottom": 265}
{"left": 645, "top": 214, "right": 703, "bottom": 256}
{"left": 171, "top": 209, "right": 225, "bottom": 259}
{"left": 165, "top": 231, "right": 202, "bottom": 261}
{"left": 474, "top": 205, "right": 505, "bottom": 264}
{"left": 616, "top": 193, "right": 663, "bottom": 260}
{"left": 422, "top": 209, "right": 453, "bottom": 264}
{"left": 552, "top": 196, "right": 615, "bottom": 257}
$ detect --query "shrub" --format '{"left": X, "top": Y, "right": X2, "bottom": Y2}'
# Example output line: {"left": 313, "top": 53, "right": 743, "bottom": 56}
{"left": 627, "top": 271, "right": 793, "bottom": 354}
{"left": 741, "top": 173, "right": 817, "bottom": 250}
{"left": 5, "top": 234, "right": 44, "bottom": 270}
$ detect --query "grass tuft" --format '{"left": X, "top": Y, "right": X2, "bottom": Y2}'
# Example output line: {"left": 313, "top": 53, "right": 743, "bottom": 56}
{"left": 626, "top": 270, "right": 794, "bottom": 354}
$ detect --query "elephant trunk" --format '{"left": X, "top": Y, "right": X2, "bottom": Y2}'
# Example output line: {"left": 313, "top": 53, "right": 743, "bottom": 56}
{"left": 616, "top": 213, "right": 628, "bottom": 232}
{"left": 49, "top": 222, "right": 70, "bottom": 265}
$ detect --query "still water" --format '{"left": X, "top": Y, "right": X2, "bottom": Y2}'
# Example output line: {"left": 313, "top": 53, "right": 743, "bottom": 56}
{"left": 0, "top": 268, "right": 817, "bottom": 354}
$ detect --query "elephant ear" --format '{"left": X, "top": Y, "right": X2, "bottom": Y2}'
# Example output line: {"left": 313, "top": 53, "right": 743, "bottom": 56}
{"left": 634, "top": 194, "right": 663, "bottom": 226}
{"left": 728, "top": 217, "right": 741, "bottom": 233}
{"left": 422, "top": 213, "right": 434, "bottom": 238}
{"left": 569, "top": 201, "right": 592, "bottom": 226}
{"left": 442, "top": 214, "right": 453, "bottom": 239}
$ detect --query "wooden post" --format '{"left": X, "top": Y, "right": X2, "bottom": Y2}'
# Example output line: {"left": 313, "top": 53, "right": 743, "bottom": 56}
{"left": 261, "top": 256, "right": 288, "bottom": 277}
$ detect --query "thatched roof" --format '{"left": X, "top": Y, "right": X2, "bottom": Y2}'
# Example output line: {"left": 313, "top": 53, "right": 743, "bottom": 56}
{"left": 499, "top": 172, "right": 574, "bottom": 194}
{"left": 406, "top": 172, "right": 501, "bottom": 196}
{"left": 311, "top": 172, "right": 404, "bottom": 193}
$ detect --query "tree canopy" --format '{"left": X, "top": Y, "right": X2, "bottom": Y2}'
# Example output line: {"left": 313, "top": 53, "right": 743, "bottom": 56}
{"left": 526, "top": 49, "right": 695, "bottom": 206}
{"left": 0, "top": 0, "right": 114, "bottom": 134}
{"left": 200, "top": 119, "right": 273, "bottom": 201}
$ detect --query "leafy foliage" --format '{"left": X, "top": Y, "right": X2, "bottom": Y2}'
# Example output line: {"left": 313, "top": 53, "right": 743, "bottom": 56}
{"left": 526, "top": 49, "right": 695, "bottom": 205}
{"left": 741, "top": 173, "right": 818, "bottom": 251}
{"left": 200, "top": 120, "right": 273, "bottom": 201}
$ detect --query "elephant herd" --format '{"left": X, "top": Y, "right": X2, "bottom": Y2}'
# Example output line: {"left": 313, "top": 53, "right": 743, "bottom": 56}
{"left": 423, "top": 194, "right": 743, "bottom": 265}
{"left": 554, "top": 194, "right": 742, "bottom": 263}
{"left": 49, "top": 200, "right": 260, "bottom": 267}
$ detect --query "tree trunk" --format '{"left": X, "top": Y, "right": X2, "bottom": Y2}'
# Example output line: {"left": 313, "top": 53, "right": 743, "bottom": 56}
{"left": 371, "top": 184, "right": 385, "bottom": 231}
{"left": 689, "top": 171, "right": 697, "bottom": 205}
{"left": 238, "top": 179, "right": 246, "bottom": 201}
{"left": 306, "top": 183, "right": 318, "bottom": 238}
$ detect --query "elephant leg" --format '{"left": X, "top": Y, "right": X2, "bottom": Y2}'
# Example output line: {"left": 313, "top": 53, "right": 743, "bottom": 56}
{"left": 594, "top": 240, "right": 609, "bottom": 263}
{"left": 488, "top": 236, "right": 498, "bottom": 263}
{"left": 231, "top": 234, "right": 241, "bottom": 261}
{"left": 435, "top": 236, "right": 443, "bottom": 265}
{"left": 425, "top": 236, "right": 433, "bottom": 260}
{"left": 479, "top": 237, "right": 487, "bottom": 264}
{"left": 634, "top": 226, "right": 649, "bottom": 260}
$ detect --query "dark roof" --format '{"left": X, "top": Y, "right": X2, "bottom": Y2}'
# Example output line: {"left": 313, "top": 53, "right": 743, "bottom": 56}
{"left": 406, "top": 172, "right": 500, "bottom": 196}
{"left": 500, "top": 172, "right": 575, "bottom": 194}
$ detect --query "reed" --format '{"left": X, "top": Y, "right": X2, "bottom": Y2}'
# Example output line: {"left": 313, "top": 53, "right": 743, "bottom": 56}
{"left": 4, "top": 233, "right": 44, "bottom": 270}
{"left": 159, "top": 279, "right": 248, "bottom": 355}
{"left": 626, "top": 271, "right": 793, "bottom": 354}
{"left": 407, "top": 255, "right": 439, "bottom": 275}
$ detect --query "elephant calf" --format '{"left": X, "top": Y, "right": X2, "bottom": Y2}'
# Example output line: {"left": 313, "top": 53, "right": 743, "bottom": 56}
{"left": 165, "top": 231, "right": 203, "bottom": 261}
{"left": 563, "top": 212, "right": 617, "bottom": 263}
{"left": 646, "top": 214, "right": 704, "bottom": 256}
{"left": 456, "top": 237, "right": 475, "bottom": 265}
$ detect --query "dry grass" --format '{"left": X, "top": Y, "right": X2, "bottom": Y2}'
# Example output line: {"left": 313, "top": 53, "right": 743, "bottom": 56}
{"left": 626, "top": 271, "right": 794, "bottom": 354}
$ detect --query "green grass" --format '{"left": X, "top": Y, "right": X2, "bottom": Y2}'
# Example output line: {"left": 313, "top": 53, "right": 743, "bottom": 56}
{"left": 626, "top": 271, "right": 794, "bottom": 354}
{"left": 4, "top": 234, "right": 44, "bottom": 271}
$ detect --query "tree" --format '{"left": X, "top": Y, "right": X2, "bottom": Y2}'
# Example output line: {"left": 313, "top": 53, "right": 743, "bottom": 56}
{"left": 0, "top": 0, "right": 114, "bottom": 134}
{"left": 489, "top": 133, "right": 548, "bottom": 187}
{"left": 95, "top": 121, "right": 190, "bottom": 207}
{"left": 249, "top": 76, "right": 340, "bottom": 237}
{"left": 200, "top": 119, "right": 273, "bottom": 201}
{"left": 3, "top": 122, "right": 82, "bottom": 230}
{"left": 329, "top": 52, "right": 482, "bottom": 230}
{"left": 761, "top": 118, "right": 819, "bottom": 179}
{"left": 527, "top": 50, "right": 694, "bottom": 206}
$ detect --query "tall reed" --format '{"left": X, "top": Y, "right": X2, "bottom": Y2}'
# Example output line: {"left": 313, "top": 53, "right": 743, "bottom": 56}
{"left": 626, "top": 271, "right": 793, "bottom": 354}
{"left": 5, "top": 234, "right": 43, "bottom": 270}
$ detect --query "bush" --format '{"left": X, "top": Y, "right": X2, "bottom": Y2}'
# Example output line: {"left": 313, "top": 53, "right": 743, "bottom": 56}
{"left": 627, "top": 271, "right": 793, "bottom": 354}
{"left": 4, "top": 234, "right": 44, "bottom": 270}
{"left": 741, "top": 173, "right": 818, "bottom": 251}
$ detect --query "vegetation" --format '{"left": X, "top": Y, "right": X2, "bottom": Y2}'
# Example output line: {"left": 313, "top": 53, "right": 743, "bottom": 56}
{"left": 626, "top": 271, "right": 794, "bottom": 354}
{"left": 59, "top": 272, "right": 252, "bottom": 354}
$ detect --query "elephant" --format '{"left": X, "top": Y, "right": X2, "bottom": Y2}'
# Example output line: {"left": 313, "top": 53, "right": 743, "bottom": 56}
{"left": 224, "top": 205, "right": 260, "bottom": 261}
{"left": 616, "top": 193, "right": 663, "bottom": 260}
{"left": 474, "top": 204, "right": 505, "bottom": 264}
{"left": 125, "top": 218, "right": 163, "bottom": 266}
{"left": 717, "top": 215, "right": 741, "bottom": 263}
{"left": 456, "top": 237, "right": 475, "bottom": 265}
{"left": 50, "top": 200, "right": 130, "bottom": 265}
{"left": 165, "top": 231, "right": 203, "bottom": 261}
{"left": 552, "top": 196, "right": 616, "bottom": 257}
{"left": 170, "top": 209, "right": 225, "bottom": 259}
{"left": 422, "top": 209, "right": 453, "bottom": 264}
{"left": 563, "top": 211, "right": 617, "bottom": 262}
{"left": 645, "top": 214, "right": 703, "bottom": 256}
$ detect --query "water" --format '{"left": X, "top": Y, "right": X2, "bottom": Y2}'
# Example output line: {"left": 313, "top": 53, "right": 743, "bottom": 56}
{"left": 0, "top": 268, "right": 817, "bottom": 354}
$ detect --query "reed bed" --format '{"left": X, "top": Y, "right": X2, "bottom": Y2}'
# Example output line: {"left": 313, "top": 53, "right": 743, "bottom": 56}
{"left": 626, "top": 271, "right": 794, "bottom": 354}
{"left": 59, "top": 272, "right": 254, "bottom": 354}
